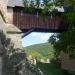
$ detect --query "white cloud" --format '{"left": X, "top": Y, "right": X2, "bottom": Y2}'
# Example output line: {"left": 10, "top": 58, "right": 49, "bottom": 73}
{"left": 22, "top": 32, "right": 54, "bottom": 47}
{"left": 31, "top": 32, "right": 53, "bottom": 42}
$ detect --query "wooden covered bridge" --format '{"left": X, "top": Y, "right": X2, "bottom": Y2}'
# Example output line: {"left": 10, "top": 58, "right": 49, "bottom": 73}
{"left": 7, "top": 6, "right": 67, "bottom": 37}
{"left": 0, "top": 1, "right": 75, "bottom": 74}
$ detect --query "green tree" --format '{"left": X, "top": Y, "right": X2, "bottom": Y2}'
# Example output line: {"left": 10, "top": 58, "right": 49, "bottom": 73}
{"left": 23, "top": 0, "right": 75, "bottom": 12}
{"left": 23, "top": 0, "right": 56, "bottom": 15}
{"left": 35, "top": 0, "right": 40, "bottom": 8}
{"left": 30, "top": 0, "right": 35, "bottom": 7}
{"left": 23, "top": 0, "right": 28, "bottom": 7}
{"left": 48, "top": 27, "right": 75, "bottom": 58}
{"left": 48, "top": 33, "right": 59, "bottom": 45}
{"left": 30, "top": 51, "right": 44, "bottom": 60}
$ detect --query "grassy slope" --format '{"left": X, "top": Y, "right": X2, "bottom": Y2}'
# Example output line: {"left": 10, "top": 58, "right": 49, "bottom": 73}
{"left": 37, "top": 62, "right": 63, "bottom": 75}
{"left": 23, "top": 43, "right": 55, "bottom": 59}
{"left": 23, "top": 43, "right": 63, "bottom": 75}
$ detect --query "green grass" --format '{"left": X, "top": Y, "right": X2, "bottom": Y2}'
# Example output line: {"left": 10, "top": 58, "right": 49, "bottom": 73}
{"left": 23, "top": 43, "right": 75, "bottom": 75}
{"left": 37, "top": 62, "right": 63, "bottom": 75}
{"left": 23, "top": 43, "right": 64, "bottom": 75}
{"left": 23, "top": 43, "right": 55, "bottom": 60}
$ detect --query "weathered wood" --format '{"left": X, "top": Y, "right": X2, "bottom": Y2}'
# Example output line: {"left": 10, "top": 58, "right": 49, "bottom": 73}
{"left": 11, "top": 7, "right": 66, "bottom": 33}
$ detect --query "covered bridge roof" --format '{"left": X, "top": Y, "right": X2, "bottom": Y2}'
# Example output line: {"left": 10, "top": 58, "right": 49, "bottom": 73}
{"left": 7, "top": 0, "right": 24, "bottom": 7}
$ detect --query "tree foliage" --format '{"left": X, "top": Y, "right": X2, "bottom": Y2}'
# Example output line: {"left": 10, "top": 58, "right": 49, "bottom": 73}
{"left": 61, "top": 12, "right": 75, "bottom": 25}
{"left": 22, "top": 0, "right": 57, "bottom": 15}
{"left": 23, "top": 0, "right": 75, "bottom": 12}
{"left": 48, "top": 27, "right": 75, "bottom": 58}
{"left": 54, "top": 0, "right": 75, "bottom": 11}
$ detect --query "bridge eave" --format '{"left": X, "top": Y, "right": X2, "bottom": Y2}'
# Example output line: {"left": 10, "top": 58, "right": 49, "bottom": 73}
{"left": 21, "top": 28, "right": 67, "bottom": 33}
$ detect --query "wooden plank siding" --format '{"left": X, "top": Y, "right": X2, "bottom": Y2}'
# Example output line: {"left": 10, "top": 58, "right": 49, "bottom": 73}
{"left": 12, "top": 7, "right": 66, "bottom": 33}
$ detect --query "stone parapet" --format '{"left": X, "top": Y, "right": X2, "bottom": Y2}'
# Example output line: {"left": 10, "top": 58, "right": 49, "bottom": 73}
{"left": 0, "top": 0, "right": 23, "bottom": 49}
{"left": 60, "top": 51, "right": 75, "bottom": 71}
{"left": 6, "top": 24, "right": 22, "bottom": 49}
{"left": 0, "top": 0, "right": 8, "bottom": 22}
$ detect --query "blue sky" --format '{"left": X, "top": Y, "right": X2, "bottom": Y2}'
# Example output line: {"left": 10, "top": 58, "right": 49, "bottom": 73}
{"left": 22, "top": 32, "right": 53, "bottom": 47}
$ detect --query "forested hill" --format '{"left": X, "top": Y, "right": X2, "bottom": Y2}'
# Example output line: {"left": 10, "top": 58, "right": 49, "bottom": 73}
{"left": 23, "top": 43, "right": 55, "bottom": 59}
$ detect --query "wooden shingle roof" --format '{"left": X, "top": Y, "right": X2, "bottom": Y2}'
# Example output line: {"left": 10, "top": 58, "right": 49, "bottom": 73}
{"left": 7, "top": 0, "right": 23, "bottom": 7}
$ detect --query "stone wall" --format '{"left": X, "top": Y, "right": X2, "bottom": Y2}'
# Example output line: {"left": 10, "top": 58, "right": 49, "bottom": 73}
{"left": 0, "top": 57, "right": 2, "bottom": 75}
{"left": 0, "top": 0, "right": 23, "bottom": 49}
{"left": 0, "top": 0, "right": 8, "bottom": 22}
{"left": 6, "top": 7, "right": 22, "bottom": 49}
{"left": 6, "top": 24, "right": 22, "bottom": 49}
{"left": 60, "top": 51, "right": 75, "bottom": 71}
{"left": 7, "top": 33, "right": 22, "bottom": 49}
{"left": 0, "top": 14, "right": 6, "bottom": 75}
{"left": 0, "top": 15, "right": 6, "bottom": 31}
{"left": 7, "top": 7, "right": 13, "bottom": 24}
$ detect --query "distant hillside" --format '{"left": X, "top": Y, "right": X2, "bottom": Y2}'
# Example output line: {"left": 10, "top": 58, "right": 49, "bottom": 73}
{"left": 23, "top": 43, "right": 55, "bottom": 60}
